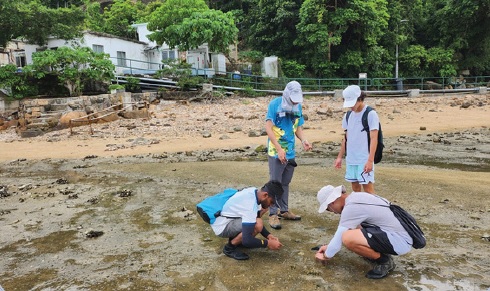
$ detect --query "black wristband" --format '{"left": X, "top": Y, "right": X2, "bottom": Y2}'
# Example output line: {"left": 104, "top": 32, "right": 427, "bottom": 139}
{"left": 260, "top": 227, "right": 271, "bottom": 238}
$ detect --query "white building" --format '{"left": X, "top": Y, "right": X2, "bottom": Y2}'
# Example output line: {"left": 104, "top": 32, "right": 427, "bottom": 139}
{"left": 24, "top": 31, "right": 148, "bottom": 75}
{"left": 0, "top": 40, "right": 26, "bottom": 68}
{"left": 132, "top": 23, "right": 226, "bottom": 77}
{"left": 21, "top": 24, "right": 227, "bottom": 77}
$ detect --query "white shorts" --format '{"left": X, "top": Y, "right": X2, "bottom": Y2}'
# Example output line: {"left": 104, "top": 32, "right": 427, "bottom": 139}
{"left": 345, "top": 164, "right": 375, "bottom": 184}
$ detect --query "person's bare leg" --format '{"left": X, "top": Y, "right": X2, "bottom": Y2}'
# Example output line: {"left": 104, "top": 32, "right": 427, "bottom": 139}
{"left": 342, "top": 229, "right": 380, "bottom": 260}
{"left": 230, "top": 233, "right": 243, "bottom": 246}
{"left": 362, "top": 182, "right": 375, "bottom": 194}
{"left": 351, "top": 182, "right": 362, "bottom": 192}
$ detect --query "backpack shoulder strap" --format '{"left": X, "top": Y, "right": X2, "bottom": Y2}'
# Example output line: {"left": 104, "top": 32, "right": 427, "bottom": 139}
{"left": 361, "top": 106, "right": 373, "bottom": 132}
{"left": 346, "top": 110, "right": 352, "bottom": 125}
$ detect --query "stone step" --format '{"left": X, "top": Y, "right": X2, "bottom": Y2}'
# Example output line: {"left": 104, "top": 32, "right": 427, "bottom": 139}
{"left": 20, "top": 129, "right": 44, "bottom": 138}
{"left": 49, "top": 104, "right": 69, "bottom": 111}
{"left": 27, "top": 122, "right": 49, "bottom": 129}
{"left": 41, "top": 112, "right": 63, "bottom": 118}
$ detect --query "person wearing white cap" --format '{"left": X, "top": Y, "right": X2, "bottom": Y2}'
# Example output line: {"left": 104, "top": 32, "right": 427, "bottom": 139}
{"left": 334, "top": 85, "right": 380, "bottom": 194}
{"left": 265, "top": 81, "right": 313, "bottom": 229}
{"left": 314, "top": 185, "right": 413, "bottom": 279}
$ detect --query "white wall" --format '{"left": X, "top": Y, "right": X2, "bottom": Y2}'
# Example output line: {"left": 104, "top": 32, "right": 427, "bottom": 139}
{"left": 24, "top": 32, "right": 148, "bottom": 71}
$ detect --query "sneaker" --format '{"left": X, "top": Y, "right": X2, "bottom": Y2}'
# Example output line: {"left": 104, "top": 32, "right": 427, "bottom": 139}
{"left": 223, "top": 244, "right": 249, "bottom": 260}
{"left": 269, "top": 214, "right": 282, "bottom": 229}
{"left": 365, "top": 255, "right": 396, "bottom": 279}
{"left": 278, "top": 211, "right": 301, "bottom": 220}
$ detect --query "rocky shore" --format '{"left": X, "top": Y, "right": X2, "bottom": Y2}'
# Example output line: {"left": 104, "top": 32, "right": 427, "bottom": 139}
{"left": 0, "top": 93, "right": 489, "bottom": 290}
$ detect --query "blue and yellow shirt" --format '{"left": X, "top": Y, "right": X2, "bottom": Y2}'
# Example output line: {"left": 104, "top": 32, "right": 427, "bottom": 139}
{"left": 265, "top": 97, "right": 305, "bottom": 160}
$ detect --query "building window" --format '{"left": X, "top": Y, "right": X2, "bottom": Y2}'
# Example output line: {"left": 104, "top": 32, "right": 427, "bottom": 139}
{"left": 15, "top": 56, "right": 26, "bottom": 67}
{"left": 162, "top": 50, "right": 176, "bottom": 60}
{"left": 92, "top": 44, "right": 104, "bottom": 53}
{"left": 15, "top": 53, "right": 26, "bottom": 67}
{"left": 117, "top": 51, "right": 127, "bottom": 67}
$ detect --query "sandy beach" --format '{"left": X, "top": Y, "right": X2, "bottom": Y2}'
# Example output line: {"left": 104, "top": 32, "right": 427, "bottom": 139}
{"left": 0, "top": 93, "right": 489, "bottom": 290}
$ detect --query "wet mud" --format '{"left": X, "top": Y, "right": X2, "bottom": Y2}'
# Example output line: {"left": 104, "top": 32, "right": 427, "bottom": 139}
{"left": 0, "top": 128, "right": 489, "bottom": 290}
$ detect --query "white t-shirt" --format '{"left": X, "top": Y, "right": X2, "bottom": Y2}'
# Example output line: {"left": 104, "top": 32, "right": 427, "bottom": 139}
{"left": 211, "top": 187, "right": 260, "bottom": 235}
{"left": 342, "top": 106, "right": 380, "bottom": 165}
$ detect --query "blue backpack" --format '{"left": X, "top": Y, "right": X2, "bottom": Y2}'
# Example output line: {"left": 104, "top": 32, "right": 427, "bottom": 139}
{"left": 196, "top": 188, "right": 239, "bottom": 224}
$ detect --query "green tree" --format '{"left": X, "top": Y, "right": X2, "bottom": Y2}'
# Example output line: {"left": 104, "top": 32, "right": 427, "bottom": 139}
{"left": 102, "top": 0, "right": 145, "bottom": 39}
{"left": 0, "top": 0, "right": 84, "bottom": 47}
{"left": 295, "top": 0, "right": 390, "bottom": 77}
{"left": 147, "top": 0, "right": 208, "bottom": 43}
{"left": 40, "top": 0, "right": 84, "bottom": 8}
{"left": 147, "top": 0, "right": 238, "bottom": 54}
{"left": 30, "top": 47, "right": 115, "bottom": 96}
{"left": 0, "top": 65, "right": 37, "bottom": 99}
{"left": 243, "top": 0, "right": 301, "bottom": 59}
{"left": 83, "top": 0, "right": 105, "bottom": 32}
{"left": 422, "top": 0, "right": 490, "bottom": 75}
{"left": 176, "top": 10, "right": 238, "bottom": 53}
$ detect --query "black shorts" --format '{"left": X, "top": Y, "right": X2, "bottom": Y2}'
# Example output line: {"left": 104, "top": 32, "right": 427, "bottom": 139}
{"left": 361, "top": 224, "right": 397, "bottom": 255}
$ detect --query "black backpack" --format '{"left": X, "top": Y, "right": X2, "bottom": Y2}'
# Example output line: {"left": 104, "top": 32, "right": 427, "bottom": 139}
{"left": 346, "top": 106, "right": 384, "bottom": 164}
{"left": 389, "top": 204, "right": 426, "bottom": 249}
{"left": 354, "top": 198, "right": 426, "bottom": 249}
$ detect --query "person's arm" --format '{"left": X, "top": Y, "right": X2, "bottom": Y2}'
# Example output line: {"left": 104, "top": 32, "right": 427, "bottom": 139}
{"left": 242, "top": 224, "right": 283, "bottom": 250}
{"left": 364, "top": 130, "right": 378, "bottom": 173}
{"left": 334, "top": 132, "right": 346, "bottom": 169}
{"left": 324, "top": 226, "right": 348, "bottom": 258}
{"left": 266, "top": 119, "right": 286, "bottom": 163}
{"left": 295, "top": 126, "right": 312, "bottom": 151}
{"left": 314, "top": 225, "right": 348, "bottom": 263}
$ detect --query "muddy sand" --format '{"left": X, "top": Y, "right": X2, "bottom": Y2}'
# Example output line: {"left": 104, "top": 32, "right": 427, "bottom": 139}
{"left": 0, "top": 94, "right": 489, "bottom": 291}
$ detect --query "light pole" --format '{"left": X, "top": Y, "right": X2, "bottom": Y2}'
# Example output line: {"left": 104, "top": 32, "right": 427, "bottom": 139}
{"left": 395, "top": 19, "right": 408, "bottom": 90}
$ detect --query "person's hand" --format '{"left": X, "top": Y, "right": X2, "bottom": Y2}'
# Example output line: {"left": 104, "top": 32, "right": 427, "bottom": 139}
{"left": 363, "top": 160, "right": 373, "bottom": 173}
{"left": 267, "top": 234, "right": 279, "bottom": 241}
{"left": 267, "top": 238, "right": 283, "bottom": 250}
{"left": 302, "top": 140, "right": 313, "bottom": 151}
{"left": 315, "top": 245, "right": 329, "bottom": 265}
{"left": 259, "top": 208, "right": 269, "bottom": 217}
{"left": 334, "top": 157, "right": 343, "bottom": 169}
{"left": 277, "top": 149, "right": 287, "bottom": 164}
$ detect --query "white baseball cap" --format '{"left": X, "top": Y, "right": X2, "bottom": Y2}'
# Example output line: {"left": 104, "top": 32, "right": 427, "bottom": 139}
{"left": 342, "top": 85, "right": 361, "bottom": 107}
{"left": 317, "top": 185, "right": 346, "bottom": 213}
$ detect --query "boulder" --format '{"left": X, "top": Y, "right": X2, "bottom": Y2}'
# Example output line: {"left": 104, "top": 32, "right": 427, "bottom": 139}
{"left": 59, "top": 111, "right": 89, "bottom": 128}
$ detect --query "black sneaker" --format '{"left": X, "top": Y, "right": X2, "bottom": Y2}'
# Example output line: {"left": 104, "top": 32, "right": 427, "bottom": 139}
{"left": 365, "top": 255, "right": 396, "bottom": 279}
{"left": 223, "top": 244, "right": 249, "bottom": 260}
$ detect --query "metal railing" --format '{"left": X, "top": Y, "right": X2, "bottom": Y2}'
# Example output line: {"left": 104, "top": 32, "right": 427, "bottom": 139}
{"left": 110, "top": 57, "right": 489, "bottom": 93}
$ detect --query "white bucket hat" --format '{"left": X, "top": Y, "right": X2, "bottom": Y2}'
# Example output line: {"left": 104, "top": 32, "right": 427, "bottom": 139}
{"left": 342, "top": 85, "right": 361, "bottom": 107}
{"left": 317, "top": 185, "right": 346, "bottom": 213}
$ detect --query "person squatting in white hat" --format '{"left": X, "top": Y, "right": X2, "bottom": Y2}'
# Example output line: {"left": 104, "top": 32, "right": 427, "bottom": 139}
{"left": 314, "top": 185, "right": 413, "bottom": 279}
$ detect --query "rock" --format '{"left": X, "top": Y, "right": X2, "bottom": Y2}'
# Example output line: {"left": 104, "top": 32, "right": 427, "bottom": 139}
{"left": 59, "top": 111, "right": 89, "bottom": 128}
{"left": 420, "top": 126, "right": 427, "bottom": 130}
{"left": 248, "top": 131, "right": 260, "bottom": 137}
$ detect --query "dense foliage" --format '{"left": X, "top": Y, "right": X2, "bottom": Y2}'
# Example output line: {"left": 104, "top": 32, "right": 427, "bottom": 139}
{"left": 1, "top": 0, "right": 489, "bottom": 81}
{"left": 30, "top": 47, "right": 115, "bottom": 96}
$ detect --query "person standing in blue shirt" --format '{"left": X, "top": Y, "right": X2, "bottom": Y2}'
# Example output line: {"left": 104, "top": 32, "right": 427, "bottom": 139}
{"left": 265, "top": 81, "right": 313, "bottom": 229}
